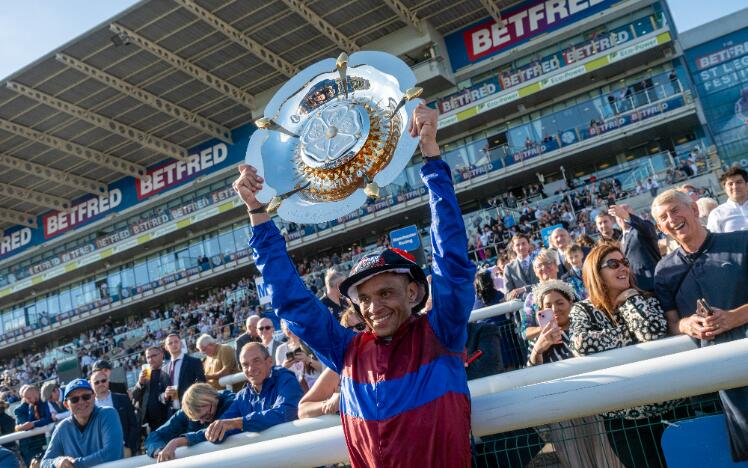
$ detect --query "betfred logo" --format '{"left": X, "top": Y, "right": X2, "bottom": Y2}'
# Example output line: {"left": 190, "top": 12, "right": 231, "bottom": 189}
{"left": 451, "top": 0, "right": 615, "bottom": 68}
{"left": 43, "top": 189, "right": 122, "bottom": 239}
{"left": 137, "top": 143, "right": 228, "bottom": 199}
{"left": 1, "top": 227, "right": 32, "bottom": 257}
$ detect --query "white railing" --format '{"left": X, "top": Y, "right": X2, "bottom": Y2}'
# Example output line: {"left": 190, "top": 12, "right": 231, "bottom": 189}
{"left": 97, "top": 301, "right": 712, "bottom": 467}
{"left": 218, "top": 300, "right": 525, "bottom": 389}
{"left": 136, "top": 338, "right": 748, "bottom": 468}
{"left": 0, "top": 423, "right": 54, "bottom": 445}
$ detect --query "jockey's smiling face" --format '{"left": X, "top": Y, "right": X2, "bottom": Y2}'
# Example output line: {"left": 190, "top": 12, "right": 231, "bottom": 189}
{"left": 356, "top": 273, "right": 419, "bottom": 338}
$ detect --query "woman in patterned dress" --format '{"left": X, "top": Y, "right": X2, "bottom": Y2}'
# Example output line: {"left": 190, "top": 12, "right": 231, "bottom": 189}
{"left": 569, "top": 243, "right": 673, "bottom": 468}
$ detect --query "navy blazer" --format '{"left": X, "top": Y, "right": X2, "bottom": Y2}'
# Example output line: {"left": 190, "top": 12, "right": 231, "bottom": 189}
{"left": 111, "top": 392, "right": 140, "bottom": 452}
{"left": 621, "top": 213, "right": 661, "bottom": 292}
{"left": 13, "top": 400, "right": 51, "bottom": 450}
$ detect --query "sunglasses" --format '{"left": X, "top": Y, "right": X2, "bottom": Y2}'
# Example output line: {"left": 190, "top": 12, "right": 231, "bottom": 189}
{"left": 258, "top": 326, "right": 273, "bottom": 331}
{"left": 352, "top": 323, "right": 367, "bottom": 331}
{"left": 67, "top": 393, "right": 93, "bottom": 404}
{"left": 600, "top": 258, "right": 630, "bottom": 270}
{"left": 93, "top": 378, "right": 108, "bottom": 386}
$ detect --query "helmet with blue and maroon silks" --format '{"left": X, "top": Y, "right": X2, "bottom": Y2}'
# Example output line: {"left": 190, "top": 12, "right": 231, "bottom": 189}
{"left": 339, "top": 248, "right": 428, "bottom": 313}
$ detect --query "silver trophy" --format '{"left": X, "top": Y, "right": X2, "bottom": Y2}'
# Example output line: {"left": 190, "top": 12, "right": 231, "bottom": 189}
{"left": 245, "top": 51, "right": 423, "bottom": 224}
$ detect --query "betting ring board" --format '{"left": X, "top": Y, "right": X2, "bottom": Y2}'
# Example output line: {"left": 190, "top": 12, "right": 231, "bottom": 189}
{"left": 245, "top": 51, "right": 422, "bottom": 224}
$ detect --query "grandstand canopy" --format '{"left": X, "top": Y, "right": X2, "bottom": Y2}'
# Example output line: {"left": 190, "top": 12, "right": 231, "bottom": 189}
{"left": 0, "top": 0, "right": 511, "bottom": 234}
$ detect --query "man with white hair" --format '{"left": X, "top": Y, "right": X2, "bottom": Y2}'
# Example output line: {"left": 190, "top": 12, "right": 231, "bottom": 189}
{"left": 652, "top": 188, "right": 748, "bottom": 461}
{"left": 234, "top": 315, "right": 261, "bottom": 364}
{"left": 197, "top": 334, "right": 239, "bottom": 391}
{"left": 321, "top": 267, "right": 348, "bottom": 322}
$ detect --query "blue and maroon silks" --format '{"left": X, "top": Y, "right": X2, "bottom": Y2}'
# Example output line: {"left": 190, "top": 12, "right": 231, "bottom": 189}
{"left": 250, "top": 159, "right": 476, "bottom": 467}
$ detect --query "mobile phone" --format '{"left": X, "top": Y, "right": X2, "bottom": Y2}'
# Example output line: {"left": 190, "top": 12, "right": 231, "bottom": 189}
{"left": 536, "top": 308, "right": 555, "bottom": 329}
{"left": 697, "top": 298, "right": 714, "bottom": 317}
{"left": 285, "top": 351, "right": 295, "bottom": 360}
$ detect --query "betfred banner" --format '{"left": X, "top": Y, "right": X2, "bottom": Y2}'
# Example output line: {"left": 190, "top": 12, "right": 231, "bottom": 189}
{"left": 445, "top": 0, "right": 622, "bottom": 70}
{"left": 0, "top": 124, "right": 252, "bottom": 259}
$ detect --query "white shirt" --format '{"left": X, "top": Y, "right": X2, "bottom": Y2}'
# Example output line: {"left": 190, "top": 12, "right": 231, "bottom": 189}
{"left": 168, "top": 354, "right": 184, "bottom": 409}
{"left": 707, "top": 199, "right": 748, "bottom": 233}
{"left": 94, "top": 391, "right": 114, "bottom": 408}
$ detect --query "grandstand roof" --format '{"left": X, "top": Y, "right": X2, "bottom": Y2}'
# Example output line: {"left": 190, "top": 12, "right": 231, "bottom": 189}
{"left": 0, "top": 0, "right": 511, "bottom": 234}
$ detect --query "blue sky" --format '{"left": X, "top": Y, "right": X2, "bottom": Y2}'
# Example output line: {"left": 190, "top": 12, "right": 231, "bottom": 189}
{"left": 0, "top": 0, "right": 746, "bottom": 80}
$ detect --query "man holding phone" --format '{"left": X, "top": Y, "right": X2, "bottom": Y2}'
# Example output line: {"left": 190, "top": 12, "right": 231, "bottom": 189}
{"left": 652, "top": 189, "right": 748, "bottom": 461}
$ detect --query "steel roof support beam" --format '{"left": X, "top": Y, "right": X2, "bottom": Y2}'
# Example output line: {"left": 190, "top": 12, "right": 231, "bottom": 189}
{"left": 280, "top": 0, "right": 359, "bottom": 52}
{"left": 0, "top": 152, "right": 107, "bottom": 196}
{"left": 0, "top": 182, "right": 70, "bottom": 212}
{"left": 172, "top": 0, "right": 300, "bottom": 77}
{"left": 56, "top": 53, "right": 232, "bottom": 144}
{"left": 110, "top": 22, "right": 256, "bottom": 110}
{"left": 0, "top": 118, "right": 146, "bottom": 178}
{"left": 382, "top": 0, "right": 423, "bottom": 33}
{"left": 0, "top": 207, "right": 37, "bottom": 228}
{"left": 6, "top": 81, "right": 189, "bottom": 161}
{"left": 478, "top": 0, "right": 503, "bottom": 24}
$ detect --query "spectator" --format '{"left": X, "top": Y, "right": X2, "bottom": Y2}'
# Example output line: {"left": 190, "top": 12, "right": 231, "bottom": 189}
{"left": 298, "top": 309, "right": 368, "bottom": 419}
{"left": 594, "top": 212, "right": 621, "bottom": 245}
{"left": 561, "top": 244, "right": 585, "bottom": 285}
{"left": 275, "top": 321, "right": 325, "bottom": 392}
{"left": 707, "top": 167, "right": 748, "bottom": 233}
{"left": 40, "top": 382, "right": 70, "bottom": 422}
{"left": 490, "top": 255, "right": 508, "bottom": 294}
{"left": 504, "top": 234, "right": 539, "bottom": 300}
{"left": 0, "top": 447, "right": 19, "bottom": 468}
{"left": 90, "top": 369, "right": 139, "bottom": 457}
{"left": 234, "top": 315, "right": 261, "bottom": 365}
{"left": 527, "top": 280, "right": 624, "bottom": 468}
{"left": 652, "top": 189, "right": 748, "bottom": 460}
{"left": 131, "top": 346, "right": 170, "bottom": 432}
{"left": 570, "top": 243, "right": 671, "bottom": 467}
{"left": 197, "top": 335, "right": 239, "bottom": 392}
{"left": 608, "top": 204, "right": 660, "bottom": 292}
{"left": 145, "top": 383, "right": 236, "bottom": 462}
{"left": 645, "top": 176, "right": 659, "bottom": 196}
{"left": 320, "top": 267, "right": 349, "bottom": 322}
{"left": 520, "top": 250, "right": 585, "bottom": 342}
{"left": 0, "top": 399, "right": 17, "bottom": 451}
{"left": 548, "top": 227, "right": 574, "bottom": 275}
{"left": 164, "top": 333, "right": 206, "bottom": 412}
{"left": 204, "top": 343, "right": 303, "bottom": 443}
{"left": 237, "top": 104, "right": 476, "bottom": 467}
{"left": 40, "top": 379, "right": 123, "bottom": 468}
{"left": 696, "top": 197, "right": 719, "bottom": 224}
{"left": 257, "top": 318, "right": 283, "bottom": 359}
{"left": 14, "top": 384, "right": 52, "bottom": 466}
{"left": 90, "top": 360, "right": 127, "bottom": 394}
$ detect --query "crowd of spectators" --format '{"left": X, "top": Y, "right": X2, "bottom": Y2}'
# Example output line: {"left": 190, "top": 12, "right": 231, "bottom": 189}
{"left": 0, "top": 163, "right": 744, "bottom": 467}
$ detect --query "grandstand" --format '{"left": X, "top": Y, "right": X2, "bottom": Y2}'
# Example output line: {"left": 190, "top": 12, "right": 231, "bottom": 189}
{"left": 0, "top": 0, "right": 747, "bottom": 466}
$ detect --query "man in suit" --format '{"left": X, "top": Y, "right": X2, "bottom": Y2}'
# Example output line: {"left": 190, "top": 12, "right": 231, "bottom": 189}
{"left": 609, "top": 204, "right": 660, "bottom": 292}
{"left": 14, "top": 385, "right": 52, "bottom": 466}
{"left": 504, "top": 234, "right": 539, "bottom": 300}
{"left": 548, "top": 228, "right": 572, "bottom": 276}
{"left": 131, "top": 346, "right": 170, "bottom": 432}
{"left": 164, "top": 333, "right": 206, "bottom": 412}
{"left": 234, "top": 315, "right": 261, "bottom": 365}
{"left": 90, "top": 369, "right": 139, "bottom": 456}
{"left": 90, "top": 360, "right": 128, "bottom": 394}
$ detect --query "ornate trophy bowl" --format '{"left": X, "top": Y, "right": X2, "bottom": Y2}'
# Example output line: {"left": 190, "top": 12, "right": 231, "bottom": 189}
{"left": 245, "top": 51, "right": 422, "bottom": 224}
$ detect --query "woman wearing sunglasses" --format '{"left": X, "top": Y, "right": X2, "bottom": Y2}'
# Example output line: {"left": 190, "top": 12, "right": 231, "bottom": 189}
{"left": 297, "top": 307, "right": 369, "bottom": 419}
{"left": 145, "top": 383, "right": 235, "bottom": 463}
{"left": 569, "top": 243, "right": 672, "bottom": 468}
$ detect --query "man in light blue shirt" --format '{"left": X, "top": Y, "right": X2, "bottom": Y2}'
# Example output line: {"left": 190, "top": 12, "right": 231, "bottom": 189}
{"left": 41, "top": 379, "right": 123, "bottom": 468}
